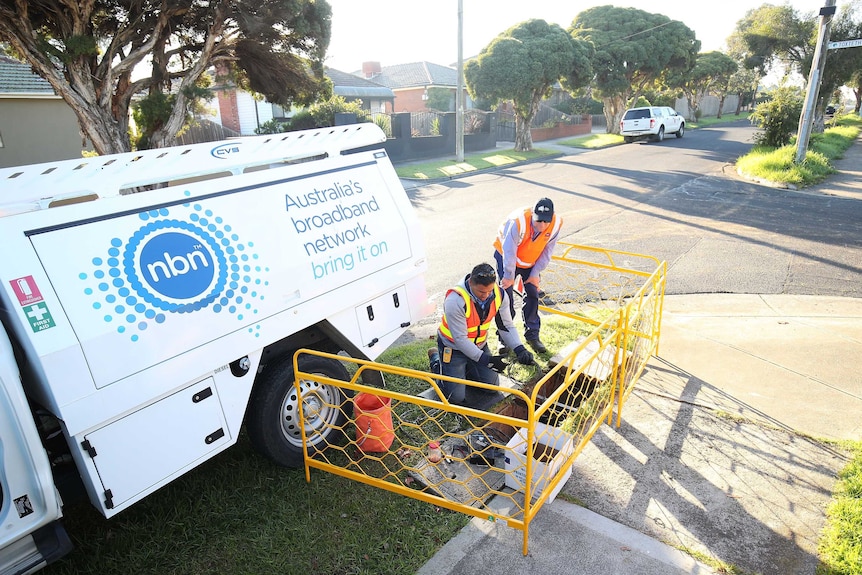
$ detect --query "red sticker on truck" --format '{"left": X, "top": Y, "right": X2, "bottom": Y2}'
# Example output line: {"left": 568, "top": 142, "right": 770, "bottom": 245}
{"left": 10, "top": 276, "right": 43, "bottom": 306}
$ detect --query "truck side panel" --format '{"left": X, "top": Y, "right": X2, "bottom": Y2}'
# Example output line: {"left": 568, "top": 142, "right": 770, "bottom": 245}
{"left": 24, "top": 157, "right": 412, "bottom": 387}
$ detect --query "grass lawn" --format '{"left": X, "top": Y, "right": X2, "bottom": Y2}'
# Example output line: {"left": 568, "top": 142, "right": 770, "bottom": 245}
{"left": 736, "top": 115, "right": 861, "bottom": 187}
{"left": 394, "top": 148, "right": 560, "bottom": 179}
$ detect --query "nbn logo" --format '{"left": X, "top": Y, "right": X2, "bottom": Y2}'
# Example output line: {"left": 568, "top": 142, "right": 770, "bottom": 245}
{"left": 210, "top": 142, "right": 241, "bottom": 159}
{"left": 140, "top": 231, "right": 215, "bottom": 299}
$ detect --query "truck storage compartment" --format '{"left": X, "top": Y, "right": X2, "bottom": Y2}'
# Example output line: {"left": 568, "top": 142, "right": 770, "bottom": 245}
{"left": 79, "top": 377, "right": 229, "bottom": 511}
{"left": 356, "top": 287, "right": 412, "bottom": 349}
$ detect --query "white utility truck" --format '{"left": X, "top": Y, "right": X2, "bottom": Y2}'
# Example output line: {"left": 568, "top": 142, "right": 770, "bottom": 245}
{"left": 0, "top": 124, "right": 431, "bottom": 574}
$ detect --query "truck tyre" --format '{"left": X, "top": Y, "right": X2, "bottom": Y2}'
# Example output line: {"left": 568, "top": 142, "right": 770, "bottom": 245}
{"left": 246, "top": 354, "right": 351, "bottom": 468}
{"left": 652, "top": 126, "right": 664, "bottom": 142}
{"left": 624, "top": 136, "right": 633, "bottom": 144}
{"left": 676, "top": 124, "right": 685, "bottom": 138}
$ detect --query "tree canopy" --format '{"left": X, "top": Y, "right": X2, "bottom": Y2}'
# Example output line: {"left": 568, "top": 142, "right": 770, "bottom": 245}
{"left": 464, "top": 18, "right": 593, "bottom": 151}
{"left": 569, "top": 5, "right": 700, "bottom": 134}
{"left": 730, "top": 3, "right": 814, "bottom": 79}
{"left": 0, "top": 0, "right": 333, "bottom": 155}
{"left": 667, "top": 51, "right": 739, "bottom": 121}
{"left": 730, "top": 1, "right": 862, "bottom": 117}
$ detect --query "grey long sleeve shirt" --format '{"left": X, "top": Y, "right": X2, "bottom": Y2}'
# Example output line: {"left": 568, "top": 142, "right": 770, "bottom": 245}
{"left": 438, "top": 275, "right": 523, "bottom": 362}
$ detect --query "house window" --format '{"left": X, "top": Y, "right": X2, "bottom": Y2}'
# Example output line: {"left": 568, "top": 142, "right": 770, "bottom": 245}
{"left": 271, "top": 104, "right": 289, "bottom": 119}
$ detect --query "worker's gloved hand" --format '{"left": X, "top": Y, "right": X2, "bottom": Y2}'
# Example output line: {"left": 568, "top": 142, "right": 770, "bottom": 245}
{"left": 513, "top": 345, "right": 534, "bottom": 365}
{"left": 480, "top": 350, "right": 508, "bottom": 372}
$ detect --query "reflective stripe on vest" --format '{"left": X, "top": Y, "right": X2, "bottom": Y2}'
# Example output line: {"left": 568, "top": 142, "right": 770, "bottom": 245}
{"left": 439, "top": 284, "right": 501, "bottom": 346}
{"left": 493, "top": 208, "right": 562, "bottom": 268}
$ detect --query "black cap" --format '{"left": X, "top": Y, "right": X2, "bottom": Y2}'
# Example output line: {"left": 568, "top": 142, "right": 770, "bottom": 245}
{"left": 470, "top": 263, "right": 497, "bottom": 285}
{"left": 533, "top": 198, "right": 554, "bottom": 222}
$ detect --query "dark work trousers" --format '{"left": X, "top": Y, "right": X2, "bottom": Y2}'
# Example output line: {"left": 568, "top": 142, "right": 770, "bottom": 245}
{"left": 435, "top": 337, "right": 499, "bottom": 405}
{"left": 493, "top": 251, "right": 541, "bottom": 340}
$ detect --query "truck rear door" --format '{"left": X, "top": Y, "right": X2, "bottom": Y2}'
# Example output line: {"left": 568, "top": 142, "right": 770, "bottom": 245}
{"left": 622, "top": 109, "right": 652, "bottom": 133}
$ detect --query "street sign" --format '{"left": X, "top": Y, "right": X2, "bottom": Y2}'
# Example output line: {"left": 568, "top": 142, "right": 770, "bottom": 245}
{"left": 828, "top": 38, "right": 862, "bottom": 49}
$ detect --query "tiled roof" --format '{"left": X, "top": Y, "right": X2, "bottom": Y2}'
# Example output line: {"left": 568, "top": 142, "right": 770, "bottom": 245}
{"left": 361, "top": 62, "right": 459, "bottom": 90}
{"left": 0, "top": 55, "right": 55, "bottom": 94}
{"left": 325, "top": 67, "right": 394, "bottom": 99}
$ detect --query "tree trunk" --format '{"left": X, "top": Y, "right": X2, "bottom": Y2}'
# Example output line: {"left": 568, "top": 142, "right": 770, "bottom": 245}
{"left": 149, "top": 93, "right": 190, "bottom": 149}
{"left": 50, "top": 76, "right": 132, "bottom": 155}
{"left": 513, "top": 93, "right": 542, "bottom": 152}
{"left": 603, "top": 94, "right": 627, "bottom": 134}
{"left": 717, "top": 95, "right": 726, "bottom": 119}
{"left": 686, "top": 91, "right": 698, "bottom": 123}
{"left": 514, "top": 113, "right": 534, "bottom": 152}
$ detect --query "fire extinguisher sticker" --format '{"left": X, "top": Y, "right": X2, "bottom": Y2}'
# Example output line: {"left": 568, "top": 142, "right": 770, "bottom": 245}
{"left": 10, "top": 275, "right": 43, "bottom": 306}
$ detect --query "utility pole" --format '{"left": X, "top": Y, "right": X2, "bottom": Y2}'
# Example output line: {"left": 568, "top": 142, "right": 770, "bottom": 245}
{"left": 456, "top": 0, "right": 464, "bottom": 162}
{"left": 795, "top": 0, "right": 837, "bottom": 164}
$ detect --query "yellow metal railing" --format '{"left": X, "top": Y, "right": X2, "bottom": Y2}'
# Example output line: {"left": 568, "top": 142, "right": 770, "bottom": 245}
{"left": 542, "top": 242, "right": 667, "bottom": 425}
{"left": 293, "top": 243, "right": 666, "bottom": 555}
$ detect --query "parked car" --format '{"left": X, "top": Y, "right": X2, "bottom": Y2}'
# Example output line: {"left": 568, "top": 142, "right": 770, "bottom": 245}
{"left": 620, "top": 106, "right": 685, "bottom": 143}
{"left": 825, "top": 105, "right": 836, "bottom": 118}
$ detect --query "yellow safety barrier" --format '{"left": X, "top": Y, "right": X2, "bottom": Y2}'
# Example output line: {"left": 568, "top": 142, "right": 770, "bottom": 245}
{"left": 293, "top": 243, "right": 666, "bottom": 555}
{"left": 543, "top": 242, "right": 667, "bottom": 425}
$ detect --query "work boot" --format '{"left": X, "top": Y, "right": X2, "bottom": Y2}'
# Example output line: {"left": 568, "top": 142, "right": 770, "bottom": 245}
{"left": 428, "top": 348, "right": 441, "bottom": 373}
{"left": 526, "top": 338, "right": 547, "bottom": 354}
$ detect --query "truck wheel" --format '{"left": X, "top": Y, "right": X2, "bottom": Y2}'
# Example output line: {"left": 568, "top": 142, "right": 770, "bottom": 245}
{"left": 652, "top": 127, "right": 664, "bottom": 142}
{"left": 676, "top": 124, "right": 685, "bottom": 138}
{"left": 624, "top": 136, "right": 633, "bottom": 144}
{"left": 246, "top": 354, "right": 351, "bottom": 468}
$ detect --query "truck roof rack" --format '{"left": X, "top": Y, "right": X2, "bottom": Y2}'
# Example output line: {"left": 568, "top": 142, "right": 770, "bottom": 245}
{"left": 0, "top": 123, "right": 386, "bottom": 216}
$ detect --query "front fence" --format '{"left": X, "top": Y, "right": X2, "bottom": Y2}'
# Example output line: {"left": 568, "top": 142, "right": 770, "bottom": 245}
{"left": 294, "top": 243, "right": 666, "bottom": 555}
{"left": 173, "top": 119, "right": 241, "bottom": 146}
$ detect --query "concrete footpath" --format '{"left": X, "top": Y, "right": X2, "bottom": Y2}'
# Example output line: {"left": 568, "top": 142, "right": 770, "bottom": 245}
{"left": 413, "top": 136, "right": 862, "bottom": 574}
{"left": 417, "top": 294, "right": 861, "bottom": 575}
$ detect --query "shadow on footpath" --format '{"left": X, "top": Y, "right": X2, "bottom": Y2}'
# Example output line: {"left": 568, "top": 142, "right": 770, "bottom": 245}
{"left": 563, "top": 358, "right": 850, "bottom": 575}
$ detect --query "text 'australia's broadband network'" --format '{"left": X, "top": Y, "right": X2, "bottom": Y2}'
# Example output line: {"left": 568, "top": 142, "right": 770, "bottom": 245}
{"left": 285, "top": 179, "right": 391, "bottom": 280}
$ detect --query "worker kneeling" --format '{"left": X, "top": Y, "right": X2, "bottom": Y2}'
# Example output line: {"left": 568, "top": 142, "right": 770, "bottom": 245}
{"left": 432, "top": 263, "right": 534, "bottom": 405}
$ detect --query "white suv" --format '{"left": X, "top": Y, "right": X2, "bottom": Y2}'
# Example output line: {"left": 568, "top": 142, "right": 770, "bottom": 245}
{"left": 620, "top": 106, "right": 685, "bottom": 143}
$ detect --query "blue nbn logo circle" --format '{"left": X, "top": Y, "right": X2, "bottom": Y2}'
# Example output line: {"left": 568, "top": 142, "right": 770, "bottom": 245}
{"left": 79, "top": 200, "right": 269, "bottom": 343}
{"left": 125, "top": 220, "right": 227, "bottom": 313}
{"left": 140, "top": 232, "right": 215, "bottom": 299}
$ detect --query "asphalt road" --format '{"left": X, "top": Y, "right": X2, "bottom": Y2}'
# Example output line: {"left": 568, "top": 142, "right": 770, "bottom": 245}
{"left": 403, "top": 121, "right": 862, "bottom": 304}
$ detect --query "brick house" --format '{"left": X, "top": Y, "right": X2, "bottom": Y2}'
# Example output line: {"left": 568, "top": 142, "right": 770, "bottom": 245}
{"left": 359, "top": 61, "right": 472, "bottom": 113}
{"left": 325, "top": 68, "right": 395, "bottom": 113}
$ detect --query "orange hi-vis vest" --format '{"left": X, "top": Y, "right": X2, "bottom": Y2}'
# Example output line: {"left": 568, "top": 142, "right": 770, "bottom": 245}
{"left": 438, "top": 285, "right": 502, "bottom": 347}
{"left": 493, "top": 208, "right": 562, "bottom": 268}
